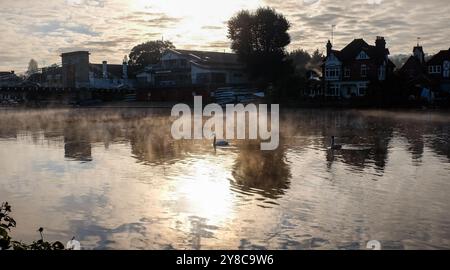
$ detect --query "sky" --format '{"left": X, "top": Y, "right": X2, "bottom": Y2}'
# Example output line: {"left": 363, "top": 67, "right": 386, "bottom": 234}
{"left": 0, "top": 0, "right": 449, "bottom": 72}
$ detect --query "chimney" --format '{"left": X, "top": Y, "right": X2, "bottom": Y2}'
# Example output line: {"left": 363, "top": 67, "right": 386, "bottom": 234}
{"left": 326, "top": 40, "right": 332, "bottom": 56}
{"left": 375, "top": 36, "right": 386, "bottom": 49}
{"left": 102, "top": 61, "right": 108, "bottom": 79}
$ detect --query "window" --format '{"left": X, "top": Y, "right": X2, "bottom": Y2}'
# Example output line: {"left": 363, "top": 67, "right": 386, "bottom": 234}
{"left": 344, "top": 68, "right": 350, "bottom": 77}
{"left": 328, "top": 84, "right": 340, "bottom": 96}
{"left": 429, "top": 65, "right": 442, "bottom": 74}
{"left": 325, "top": 67, "right": 340, "bottom": 79}
{"left": 358, "top": 84, "right": 367, "bottom": 96}
{"left": 361, "top": 65, "right": 368, "bottom": 77}
{"left": 356, "top": 51, "right": 369, "bottom": 60}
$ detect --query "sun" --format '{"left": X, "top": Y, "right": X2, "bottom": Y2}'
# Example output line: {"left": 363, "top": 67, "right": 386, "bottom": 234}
{"left": 127, "top": 0, "right": 263, "bottom": 51}
{"left": 129, "top": 0, "right": 262, "bottom": 31}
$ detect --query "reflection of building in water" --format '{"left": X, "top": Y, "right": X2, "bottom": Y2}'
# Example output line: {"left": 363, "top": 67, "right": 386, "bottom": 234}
{"left": 64, "top": 126, "right": 92, "bottom": 162}
{"left": 232, "top": 142, "right": 291, "bottom": 200}
{"left": 286, "top": 110, "right": 394, "bottom": 171}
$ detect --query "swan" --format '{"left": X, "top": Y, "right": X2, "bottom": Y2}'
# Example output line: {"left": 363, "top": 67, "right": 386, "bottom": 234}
{"left": 213, "top": 134, "right": 229, "bottom": 147}
{"left": 330, "top": 136, "right": 342, "bottom": 150}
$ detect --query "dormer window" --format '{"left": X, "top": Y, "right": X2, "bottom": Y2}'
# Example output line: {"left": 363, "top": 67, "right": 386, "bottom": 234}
{"left": 356, "top": 51, "right": 369, "bottom": 60}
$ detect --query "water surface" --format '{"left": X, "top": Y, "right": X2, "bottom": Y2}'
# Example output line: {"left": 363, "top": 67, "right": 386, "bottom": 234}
{"left": 0, "top": 108, "right": 449, "bottom": 249}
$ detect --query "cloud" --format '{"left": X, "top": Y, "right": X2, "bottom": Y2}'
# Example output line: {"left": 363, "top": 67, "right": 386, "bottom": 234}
{"left": 0, "top": 0, "right": 449, "bottom": 72}
{"left": 201, "top": 25, "right": 224, "bottom": 30}
{"left": 264, "top": 0, "right": 450, "bottom": 56}
{"left": 29, "top": 20, "right": 99, "bottom": 36}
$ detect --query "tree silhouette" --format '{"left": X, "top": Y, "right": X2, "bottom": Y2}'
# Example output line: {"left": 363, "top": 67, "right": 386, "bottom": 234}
{"left": 227, "top": 7, "right": 292, "bottom": 84}
{"left": 26, "top": 59, "right": 39, "bottom": 77}
{"left": 128, "top": 40, "right": 175, "bottom": 68}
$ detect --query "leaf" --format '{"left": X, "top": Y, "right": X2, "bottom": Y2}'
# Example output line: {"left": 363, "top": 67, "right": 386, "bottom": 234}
{"left": 0, "top": 227, "right": 9, "bottom": 238}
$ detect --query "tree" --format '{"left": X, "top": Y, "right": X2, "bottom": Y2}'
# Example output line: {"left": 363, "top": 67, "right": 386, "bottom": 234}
{"left": 26, "top": 59, "right": 39, "bottom": 76}
{"left": 308, "top": 49, "right": 324, "bottom": 71}
{"left": 227, "top": 7, "right": 292, "bottom": 84}
{"left": 288, "top": 49, "right": 311, "bottom": 75}
{"left": 128, "top": 40, "right": 175, "bottom": 68}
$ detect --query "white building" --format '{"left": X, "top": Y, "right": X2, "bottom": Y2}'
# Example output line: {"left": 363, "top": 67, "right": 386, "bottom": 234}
{"left": 137, "top": 49, "right": 248, "bottom": 87}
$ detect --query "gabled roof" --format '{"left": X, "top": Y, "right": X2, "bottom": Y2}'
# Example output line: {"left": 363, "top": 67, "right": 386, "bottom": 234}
{"left": 329, "top": 39, "right": 390, "bottom": 65}
{"left": 399, "top": 56, "right": 425, "bottom": 73}
{"left": 427, "top": 49, "right": 450, "bottom": 65}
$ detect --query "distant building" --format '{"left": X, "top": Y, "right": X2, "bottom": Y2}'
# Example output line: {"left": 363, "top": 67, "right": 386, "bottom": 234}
{"left": 61, "top": 51, "right": 90, "bottom": 88}
{"left": 426, "top": 48, "right": 450, "bottom": 93}
{"left": 137, "top": 49, "right": 248, "bottom": 88}
{"left": 322, "top": 37, "right": 395, "bottom": 98}
{"left": 0, "top": 71, "right": 21, "bottom": 87}
{"left": 42, "top": 66, "right": 63, "bottom": 87}
{"left": 398, "top": 44, "right": 433, "bottom": 100}
{"left": 399, "top": 45, "right": 427, "bottom": 79}
{"left": 61, "top": 51, "right": 135, "bottom": 89}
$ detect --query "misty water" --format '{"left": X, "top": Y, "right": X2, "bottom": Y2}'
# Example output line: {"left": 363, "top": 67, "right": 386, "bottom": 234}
{"left": 0, "top": 108, "right": 449, "bottom": 250}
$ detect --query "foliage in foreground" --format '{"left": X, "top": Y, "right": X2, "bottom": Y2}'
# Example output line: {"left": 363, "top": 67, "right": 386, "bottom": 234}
{"left": 0, "top": 202, "right": 65, "bottom": 250}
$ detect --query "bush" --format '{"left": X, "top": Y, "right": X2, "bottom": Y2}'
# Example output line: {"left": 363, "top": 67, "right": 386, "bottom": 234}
{"left": 0, "top": 202, "right": 65, "bottom": 250}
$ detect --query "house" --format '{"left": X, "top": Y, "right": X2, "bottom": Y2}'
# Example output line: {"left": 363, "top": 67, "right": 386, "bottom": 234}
{"left": 26, "top": 65, "right": 63, "bottom": 88}
{"left": 61, "top": 51, "right": 135, "bottom": 89}
{"left": 426, "top": 48, "right": 450, "bottom": 93}
{"left": 399, "top": 45, "right": 427, "bottom": 79}
{"left": 0, "top": 71, "right": 21, "bottom": 87}
{"left": 89, "top": 57, "right": 136, "bottom": 89}
{"left": 61, "top": 51, "right": 90, "bottom": 88}
{"left": 42, "top": 66, "right": 63, "bottom": 87}
{"left": 138, "top": 49, "right": 248, "bottom": 88}
{"left": 398, "top": 45, "right": 434, "bottom": 100}
{"left": 322, "top": 37, "right": 395, "bottom": 98}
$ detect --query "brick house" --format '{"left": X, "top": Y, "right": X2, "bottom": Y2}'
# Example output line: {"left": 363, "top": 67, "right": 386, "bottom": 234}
{"left": 322, "top": 37, "right": 395, "bottom": 98}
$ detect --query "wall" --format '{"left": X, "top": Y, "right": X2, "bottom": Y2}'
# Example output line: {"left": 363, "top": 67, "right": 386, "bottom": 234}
{"left": 191, "top": 65, "right": 247, "bottom": 85}
{"left": 62, "top": 52, "right": 90, "bottom": 88}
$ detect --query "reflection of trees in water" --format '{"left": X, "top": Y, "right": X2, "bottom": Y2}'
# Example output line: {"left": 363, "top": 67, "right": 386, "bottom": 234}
{"left": 127, "top": 117, "right": 210, "bottom": 165}
{"left": 231, "top": 142, "right": 291, "bottom": 200}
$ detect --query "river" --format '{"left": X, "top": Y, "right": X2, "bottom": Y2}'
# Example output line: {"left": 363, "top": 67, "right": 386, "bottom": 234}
{"left": 0, "top": 108, "right": 449, "bottom": 249}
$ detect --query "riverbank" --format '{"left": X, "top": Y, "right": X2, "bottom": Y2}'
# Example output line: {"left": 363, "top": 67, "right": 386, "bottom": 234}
{"left": 1, "top": 99, "right": 449, "bottom": 110}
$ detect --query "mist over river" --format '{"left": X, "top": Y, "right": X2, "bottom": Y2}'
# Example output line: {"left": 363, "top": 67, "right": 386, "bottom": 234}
{"left": 1, "top": 108, "right": 449, "bottom": 249}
